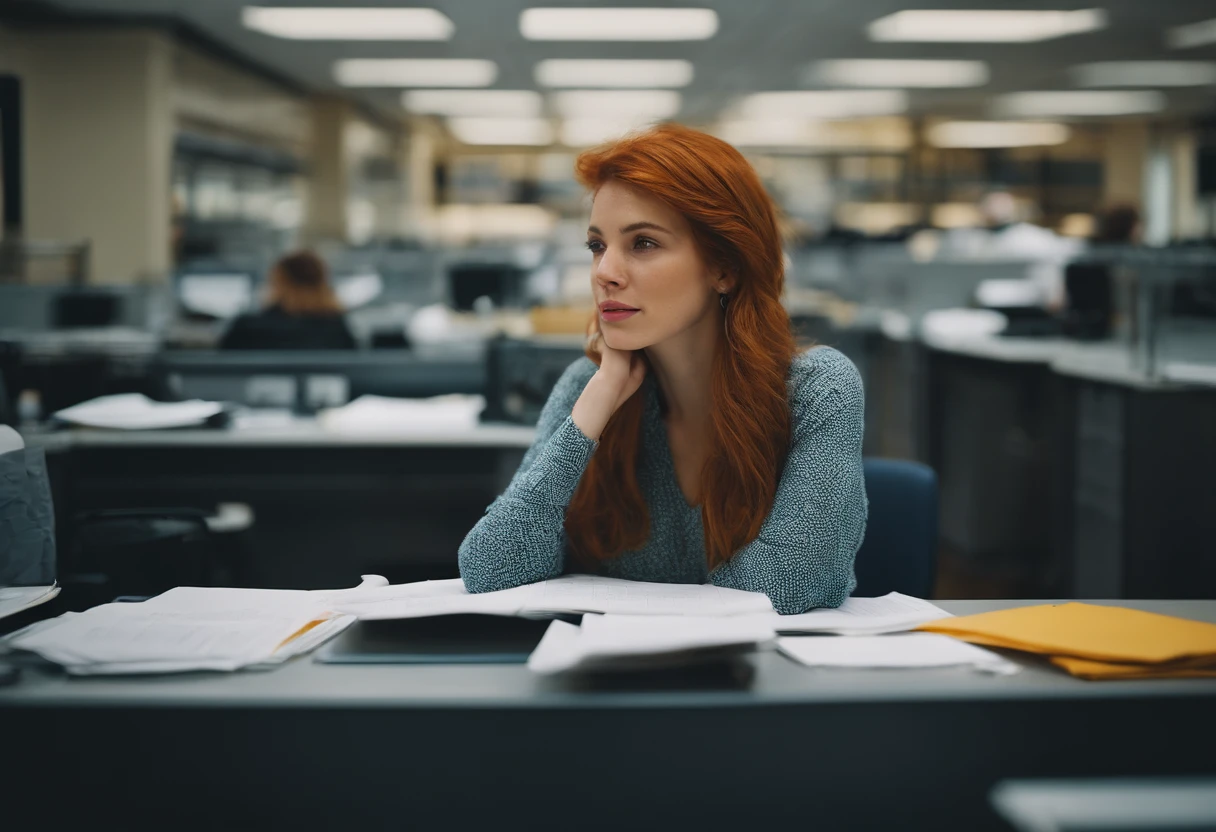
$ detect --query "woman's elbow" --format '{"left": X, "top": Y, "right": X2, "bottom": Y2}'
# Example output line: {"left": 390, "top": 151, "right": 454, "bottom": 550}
{"left": 770, "top": 560, "right": 855, "bottom": 615}
{"left": 457, "top": 527, "right": 562, "bottom": 594}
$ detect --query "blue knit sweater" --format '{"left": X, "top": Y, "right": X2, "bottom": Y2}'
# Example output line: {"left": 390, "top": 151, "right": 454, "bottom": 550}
{"left": 458, "top": 346, "right": 868, "bottom": 614}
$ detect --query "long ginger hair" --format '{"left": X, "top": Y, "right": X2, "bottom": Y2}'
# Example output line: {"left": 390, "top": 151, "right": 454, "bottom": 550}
{"left": 565, "top": 123, "right": 798, "bottom": 571}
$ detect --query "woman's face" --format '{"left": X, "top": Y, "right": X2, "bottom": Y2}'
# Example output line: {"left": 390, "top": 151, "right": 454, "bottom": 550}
{"left": 586, "top": 179, "right": 725, "bottom": 352}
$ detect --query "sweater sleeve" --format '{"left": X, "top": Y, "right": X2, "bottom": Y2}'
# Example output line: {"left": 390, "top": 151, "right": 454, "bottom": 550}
{"left": 708, "top": 348, "right": 868, "bottom": 614}
{"left": 458, "top": 358, "right": 599, "bottom": 593}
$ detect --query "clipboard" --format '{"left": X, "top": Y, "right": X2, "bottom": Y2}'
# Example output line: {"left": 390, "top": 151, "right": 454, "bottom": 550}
{"left": 313, "top": 614, "right": 567, "bottom": 664}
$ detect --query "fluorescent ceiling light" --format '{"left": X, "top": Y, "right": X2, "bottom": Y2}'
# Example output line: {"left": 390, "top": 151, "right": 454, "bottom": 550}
{"left": 242, "top": 7, "right": 453, "bottom": 40}
{"left": 550, "top": 90, "right": 681, "bottom": 119}
{"left": 520, "top": 8, "right": 718, "bottom": 41}
{"left": 560, "top": 118, "right": 653, "bottom": 146}
{"left": 1168, "top": 18, "right": 1216, "bottom": 50}
{"left": 1070, "top": 61, "right": 1216, "bottom": 87}
{"left": 739, "top": 90, "right": 908, "bottom": 119}
{"left": 927, "top": 121, "right": 1072, "bottom": 148}
{"left": 716, "top": 120, "right": 826, "bottom": 147}
{"left": 334, "top": 59, "right": 496, "bottom": 87}
{"left": 447, "top": 117, "right": 554, "bottom": 146}
{"left": 806, "top": 59, "right": 989, "bottom": 88}
{"left": 993, "top": 91, "right": 1166, "bottom": 117}
{"left": 403, "top": 90, "right": 542, "bottom": 117}
{"left": 535, "top": 59, "right": 694, "bottom": 88}
{"left": 868, "top": 9, "right": 1106, "bottom": 43}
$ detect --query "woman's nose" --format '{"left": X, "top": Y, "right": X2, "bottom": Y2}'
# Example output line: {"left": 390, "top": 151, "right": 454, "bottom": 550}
{"left": 594, "top": 246, "right": 626, "bottom": 288}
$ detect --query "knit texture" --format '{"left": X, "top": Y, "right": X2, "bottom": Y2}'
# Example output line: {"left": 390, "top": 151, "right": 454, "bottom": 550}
{"left": 458, "top": 346, "right": 867, "bottom": 614}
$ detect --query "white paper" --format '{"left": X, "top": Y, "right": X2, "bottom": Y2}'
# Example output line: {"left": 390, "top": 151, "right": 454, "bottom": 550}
{"left": 3, "top": 581, "right": 363, "bottom": 674}
{"left": 527, "top": 614, "right": 776, "bottom": 675}
{"left": 761, "top": 592, "right": 953, "bottom": 635}
{"left": 53, "top": 393, "right": 224, "bottom": 430}
{"left": 0, "top": 425, "right": 24, "bottom": 454}
{"left": 0, "top": 584, "right": 60, "bottom": 621}
{"left": 318, "top": 394, "right": 485, "bottom": 434}
{"left": 777, "top": 633, "right": 1019, "bottom": 674}
{"left": 331, "top": 575, "right": 776, "bottom": 620}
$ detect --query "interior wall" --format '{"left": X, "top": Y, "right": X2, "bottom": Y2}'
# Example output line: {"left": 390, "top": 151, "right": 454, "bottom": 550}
{"left": 0, "top": 26, "right": 174, "bottom": 285}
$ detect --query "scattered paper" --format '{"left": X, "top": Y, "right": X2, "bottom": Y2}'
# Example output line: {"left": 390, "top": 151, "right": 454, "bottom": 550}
{"left": 777, "top": 633, "right": 1019, "bottom": 675}
{"left": 763, "top": 592, "right": 953, "bottom": 635}
{"left": 528, "top": 614, "right": 776, "bottom": 675}
{"left": 331, "top": 574, "right": 777, "bottom": 620}
{"left": 318, "top": 394, "right": 485, "bottom": 434}
{"left": 53, "top": 393, "right": 224, "bottom": 430}
{"left": 1, "top": 579, "right": 372, "bottom": 674}
{"left": 0, "top": 584, "right": 60, "bottom": 621}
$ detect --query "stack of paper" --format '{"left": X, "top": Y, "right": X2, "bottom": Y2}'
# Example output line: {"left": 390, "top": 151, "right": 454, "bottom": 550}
{"left": 528, "top": 614, "right": 776, "bottom": 675}
{"left": 3, "top": 584, "right": 362, "bottom": 675}
{"left": 918, "top": 603, "right": 1216, "bottom": 680}
{"left": 777, "top": 633, "right": 1019, "bottom": 675}
{"left": 0, "top": 584, "right": 60, "bottom": 621}
{"left": 53, "top": 393, "right": 224, "bottom": 430}
{"left": 317, "top": 394, "right": 485, "bottom": 434}
{"left": 331, "top": 574, "right": 777, "bottom": 620}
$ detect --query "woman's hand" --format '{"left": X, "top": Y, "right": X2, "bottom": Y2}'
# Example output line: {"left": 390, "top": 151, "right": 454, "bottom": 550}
{"left": 571, "top": 333, "right": 646, "bottom": 441}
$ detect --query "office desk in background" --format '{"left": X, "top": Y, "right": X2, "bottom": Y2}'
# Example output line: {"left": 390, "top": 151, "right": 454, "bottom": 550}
{"left": 805, "top": 307, "right": 1216, "bottom": 600}
{"left": 27, "top": 419, "right": 537, "bottom": 588}
{"left": 2, "top": 599, "right": 1214, "bottom": 830}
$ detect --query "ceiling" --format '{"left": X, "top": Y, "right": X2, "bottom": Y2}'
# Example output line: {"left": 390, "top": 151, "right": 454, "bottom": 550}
{"left": 19, "top": 0, "right": 1216, "bottom": 124}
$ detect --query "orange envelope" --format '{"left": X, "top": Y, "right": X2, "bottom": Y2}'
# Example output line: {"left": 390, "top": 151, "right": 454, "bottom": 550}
{"left": 916, "top": 603, "right": 1216, "bottom": 666}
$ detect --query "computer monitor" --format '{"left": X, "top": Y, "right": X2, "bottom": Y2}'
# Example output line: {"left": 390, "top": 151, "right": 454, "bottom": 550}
{"left": 52, "top": 290, "right": 122, "bottom": 328}
{"left": 448, "top": 264, "right": 522, "bottom": 311}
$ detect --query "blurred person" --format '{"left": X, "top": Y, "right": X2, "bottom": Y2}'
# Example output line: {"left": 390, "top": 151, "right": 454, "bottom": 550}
{"left": 458, "top": 124, "right": 867, "bottom": 614}
{"left": 219, "top": 250, "right": 356, "bottom": 350}
{"left": 942, "top": 189, "right": 1083, "bottom": 309}
{"left": 1064, "top": 203, "right": 1141, "bottom": 339}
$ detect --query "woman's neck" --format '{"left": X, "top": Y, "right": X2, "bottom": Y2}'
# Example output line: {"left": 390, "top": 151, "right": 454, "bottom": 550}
{"left": 644, "top": 303, "right": 723, "bottom": 429}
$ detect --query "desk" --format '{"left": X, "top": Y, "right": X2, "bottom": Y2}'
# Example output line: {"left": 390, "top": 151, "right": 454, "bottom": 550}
{"left": 27, "top": 420, "right": 537, "bottom": 589}
{"left": 2, "top": 599, "right": 1214, "bottom": 830}
{"left": 809, "top": 307, "right": 1216, "bottom": 598}
{"left": 916, "top": 333, "right": 1216, "bottom": 599}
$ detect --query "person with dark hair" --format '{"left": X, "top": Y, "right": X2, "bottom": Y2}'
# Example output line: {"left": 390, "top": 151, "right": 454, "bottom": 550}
{"left": 219, "top": 250, "right": 356, "bottom": 350}
{"left": 1093, "top": 203, "right": 1141, "bottom": 244}
{"left": 1064, "top": 203, "right": 1142, "bottom": 339}
{"left": 457, "top": 124, "right": 867, "bottom": 614}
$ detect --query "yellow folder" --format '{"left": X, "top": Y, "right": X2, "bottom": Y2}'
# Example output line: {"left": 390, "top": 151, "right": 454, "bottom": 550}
{"left": 916, "top": 603, "right": 1216, "bottom": 676}
{"left": 1049, "top": 655, "right": 1216, "bottom": 680}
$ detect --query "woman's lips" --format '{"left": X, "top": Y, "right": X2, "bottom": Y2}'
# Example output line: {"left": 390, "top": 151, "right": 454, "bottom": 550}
{"left": 600, "top": 308, "right": 639, "bottom": 322}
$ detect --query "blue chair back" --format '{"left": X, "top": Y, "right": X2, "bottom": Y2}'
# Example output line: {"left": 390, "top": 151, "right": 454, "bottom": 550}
{"left": 853, "top": 458, "right": 938, "bottom": 598}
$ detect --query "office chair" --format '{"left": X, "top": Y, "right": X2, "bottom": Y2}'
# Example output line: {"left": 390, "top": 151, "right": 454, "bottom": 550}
{"left": 853, "top": 458, "right": 938, "bottom": 599}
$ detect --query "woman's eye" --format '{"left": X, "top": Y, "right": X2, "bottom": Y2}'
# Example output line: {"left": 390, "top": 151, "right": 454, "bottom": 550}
{"left": 634, "top": 237, "right": 657, "bottom": 250}
{"left": 585, "top": 240, "right": 605, "bottom": 254}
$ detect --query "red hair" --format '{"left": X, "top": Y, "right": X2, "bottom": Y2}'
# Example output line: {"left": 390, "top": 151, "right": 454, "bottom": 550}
{"left": 565, "top": 123, "right": 798, "bottom": 571}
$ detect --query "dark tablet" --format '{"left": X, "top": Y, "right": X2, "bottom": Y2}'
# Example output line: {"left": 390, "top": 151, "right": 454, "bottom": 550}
{"left": 314, "top": 614, "right": 562, "bottom": 664}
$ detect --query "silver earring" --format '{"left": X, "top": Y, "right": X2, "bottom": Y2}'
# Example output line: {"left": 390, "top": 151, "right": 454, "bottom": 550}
{"left": 719, "top": 293, "right": 729, "bottom": 310}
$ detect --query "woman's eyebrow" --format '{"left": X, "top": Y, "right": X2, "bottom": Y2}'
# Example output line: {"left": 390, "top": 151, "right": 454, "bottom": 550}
{"left": 586, "top": 221, "right": 673, "bottom": 236}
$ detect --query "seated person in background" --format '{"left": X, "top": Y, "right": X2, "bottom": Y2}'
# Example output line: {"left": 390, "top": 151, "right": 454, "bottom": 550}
{"left": 457, "top": 124, "right": 867, "bottom": 615}
{"left": 1064, "top": 203, "right": 1140, "bottom": 340}
{"left": 219, "top": 250, "right": 357, "bottom": 350}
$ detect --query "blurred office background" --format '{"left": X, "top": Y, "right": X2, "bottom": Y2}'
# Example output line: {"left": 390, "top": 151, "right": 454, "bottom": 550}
{"left": 0, "top": 1, "right": 1213, "bottom": 603}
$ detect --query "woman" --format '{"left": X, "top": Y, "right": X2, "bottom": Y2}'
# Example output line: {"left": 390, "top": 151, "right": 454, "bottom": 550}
{"left": 458, "top": 124, "right": 866, "bottom": 614}
{"left": 220, "top": 250, "right": 356, "bottom": 350}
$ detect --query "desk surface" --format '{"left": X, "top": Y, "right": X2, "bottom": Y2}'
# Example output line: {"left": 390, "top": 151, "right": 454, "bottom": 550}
{"left": 23, "top": 415, "right": 538, "bottom": 450}
{"left": 6, "top": 598, "right": 1214, "bottom": 830}
{"left": 4, "top": 599, "right": 1214, "bottom": 710}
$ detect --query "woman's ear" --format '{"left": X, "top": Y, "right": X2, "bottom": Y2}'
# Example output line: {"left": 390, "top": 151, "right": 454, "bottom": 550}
{"left": 715, "top": 269, "right": 738, "bottom": 295}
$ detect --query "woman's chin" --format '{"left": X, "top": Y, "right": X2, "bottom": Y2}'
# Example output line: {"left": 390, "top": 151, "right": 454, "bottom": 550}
{"left": 602, "top": 333, "right": 648, "bottom": 352}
